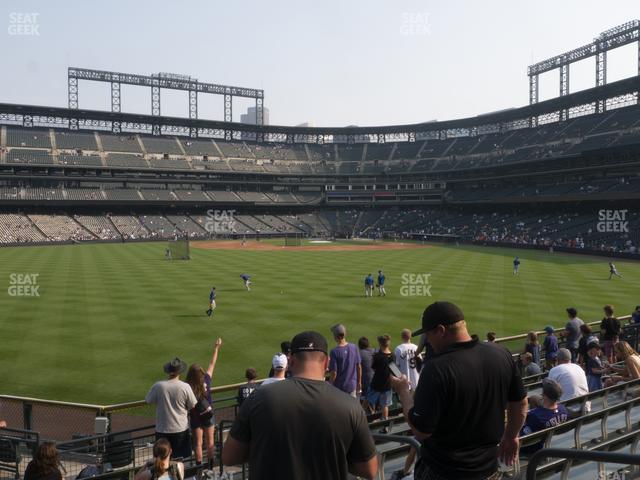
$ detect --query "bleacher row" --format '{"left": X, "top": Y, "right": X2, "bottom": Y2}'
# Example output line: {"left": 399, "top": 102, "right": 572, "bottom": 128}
{"left": 0, "top": 212, "right": 335, "bottom": 243}
{"left": 2, "top": 103, "right": 640, "bottom": 174}
{"left": 0, "top": 187, "right": 322, "bottom": 204}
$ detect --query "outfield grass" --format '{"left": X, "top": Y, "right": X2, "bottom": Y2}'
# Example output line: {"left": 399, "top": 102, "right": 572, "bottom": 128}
{"left": 1, "top": 240, "right": 638, "bottom": 404}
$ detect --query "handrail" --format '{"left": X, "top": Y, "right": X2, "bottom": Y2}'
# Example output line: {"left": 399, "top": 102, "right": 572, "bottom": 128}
{"left": 526, "top": 447, "right": 640, "bottom": 480}
{"left": 496, "top": 315, "right": 632, "bottom": 344}
{"left": 371, "top": 433, "right": 421, "bottom": 452}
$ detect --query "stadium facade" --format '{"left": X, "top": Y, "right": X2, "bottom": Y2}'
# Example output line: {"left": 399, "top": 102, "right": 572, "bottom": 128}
{"left": 0, "top": 21, "right": 639, "bottom": 255}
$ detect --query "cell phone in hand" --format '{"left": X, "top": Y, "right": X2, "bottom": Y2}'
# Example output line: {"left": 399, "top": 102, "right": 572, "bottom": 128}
{"left": 388, "top": 362, "right": 402, "bottom": 378}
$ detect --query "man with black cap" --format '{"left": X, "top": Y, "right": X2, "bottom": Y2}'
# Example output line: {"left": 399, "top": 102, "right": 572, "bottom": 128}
{"left": 145, "top": 357, "right": 197, "bottom": 459}
{"left": 222, "top": 331, "right": 378, "bottom": 480}
{"left": 390, "top": 301, "right": 527, "bottom": 480}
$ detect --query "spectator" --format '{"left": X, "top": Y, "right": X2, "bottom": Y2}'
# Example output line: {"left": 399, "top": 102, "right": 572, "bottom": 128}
{"left": 262, "top": 354, "right": 287, "bottom": 386}
{"left": 358, "top": 337, "right": 375, "bottom": 396}
{"left": 134, "top": 438, "right": 184, "bottom": 480}
{"left": 0, "top": 420, "right": 5, "bottom": 428}
{"left": 521, "top": 352, "right": 542, "bottom": 377}
{"left": 524, "top": 331, "right": 541, "bottom": 366}
{"left": 395, "top": 329, "right": 420, "bottom": 391}
{"left": 365, "top": 335, "right": 394, "bottom": 433}
{"left": 486, "top": 332, "right": 496, "bottom": 343}
{"left": 564, "top": 307, "right": 584, "bottom": 363}
{"left": 585, "top": 342, "right": 606, "bottom": 392}
{"left": 24, "top": 442, "right": 65, "bottom": 480}
{"left": 222, "top": 331, "right": 378, "bottom": 479}
{"left": 520, "top": 379, "right": 568, "bottom": 455}
{"left": 145, "top": 357, "right": 197, "bottom": 459}
{"left": 268, "top": 341, "right": 292, "bottom": 378}
{"left": 543, "top": 326, "right": 559, "bottom": 370}
{"left": 328, "top": 324, "right": 362, "bottom": 397}
{"left": 604, "top": 341, "right": 640, "bottom": 387}
{"left": 548, "top": 348, "right": 590, "bottom": 415}
{"left": 577, "top": 324, "right": 599, "bottom": 366}
{"left": 185, "top": 338, "right": 221, "bottom": 467}
{"left": 631, "top": 305, "right": 640, "bottom": 325}
{"left": 390, "top": 301, "right": 527, "bottom": 479}
{"left": 237, "top": 368, "right": 259, "bottom": 406}
{"left": 600, "top": 305, "right": 621, "bottom": 363}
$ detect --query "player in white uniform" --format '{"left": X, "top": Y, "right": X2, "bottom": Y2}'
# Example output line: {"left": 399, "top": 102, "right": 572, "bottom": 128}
{"left": 609, "top": 262, "right": 622, "bottom": 279}
{"left": 394, "top": 329, "right": 420, "bottom": 390}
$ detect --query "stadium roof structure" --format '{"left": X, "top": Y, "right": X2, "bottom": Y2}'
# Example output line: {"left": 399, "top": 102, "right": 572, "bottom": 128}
{"left": 1, "top": 76, "right": 638, "bottom": 144}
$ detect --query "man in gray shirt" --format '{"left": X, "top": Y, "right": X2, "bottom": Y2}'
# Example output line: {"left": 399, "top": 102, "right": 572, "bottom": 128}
{"left": 146, "top": 357, "right": 197, "bottom": 459}
{"left": 564, "top": 307, "right": 584, "bottom": 363}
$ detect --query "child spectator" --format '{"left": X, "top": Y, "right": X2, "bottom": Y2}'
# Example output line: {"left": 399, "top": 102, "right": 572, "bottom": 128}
{"left": 520, "top": 379, "right": 568, "bottom": 454}
{"left": 237, "top": 368, "right": 259, "bottom": 406}
{"left": 524, "top": 331, "right": 541, "bottom": 366}
{"left": 585, "top": 343, "right": 606, "bottom": 392}
{"left": 543, "top": 326, "right": 559, "bottom": 370}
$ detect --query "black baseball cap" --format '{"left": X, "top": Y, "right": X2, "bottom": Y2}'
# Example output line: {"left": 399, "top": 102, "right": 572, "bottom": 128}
{"left": 291, "top": 331, "right": 328, "bottom": 355}
{"left": 566, "top": 307, "right": 577, "bottom": 317}
{"left": 412, "top": 301, "right": 465, "bottom": 337}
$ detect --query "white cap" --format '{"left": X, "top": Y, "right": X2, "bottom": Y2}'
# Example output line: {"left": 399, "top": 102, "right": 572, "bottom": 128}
{"left": 272, "top": 353, "right": 288, "bottom": 370}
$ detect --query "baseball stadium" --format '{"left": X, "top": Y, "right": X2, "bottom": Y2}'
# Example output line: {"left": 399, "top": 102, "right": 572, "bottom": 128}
{"left": 1, "top": 5, "right": 640, "bottom": 480}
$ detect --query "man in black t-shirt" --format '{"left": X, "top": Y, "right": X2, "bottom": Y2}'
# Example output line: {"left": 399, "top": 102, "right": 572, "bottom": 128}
{"left": 222, "top": 331, "right": 378, "bottom": 480}
{"left": 390, "top": 301, "right": 527, "bottom": 480}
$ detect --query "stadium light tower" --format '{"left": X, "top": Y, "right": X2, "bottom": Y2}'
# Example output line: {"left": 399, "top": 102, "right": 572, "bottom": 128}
{"left": 67, "top": 67, "right": 265, "bottom": 137}
{"left": 527, "top": 20, "right": 640, "bottom": 124}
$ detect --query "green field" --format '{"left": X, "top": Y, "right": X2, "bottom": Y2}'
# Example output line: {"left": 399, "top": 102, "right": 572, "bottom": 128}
{"left": 1, "top": 240, "right": 638, "bottom": 404}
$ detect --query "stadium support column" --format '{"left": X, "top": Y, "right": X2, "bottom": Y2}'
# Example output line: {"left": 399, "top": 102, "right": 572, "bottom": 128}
{"left": 189, "top": 88, "right": 198, "bottom": 138}
{"left": 256, "top": 96, "right": 264, "bottom": 126}
{"left": 111, "top": 82, "right": 121, "bottom": 113}
{"left": 151, "top": 84, "right": 161, "bottom": 117}
{"left": 224, "top": 91, "right": 232, "bottom": 123}
{"left": 560, "top": 64, "right": 569, "bottom": 121}
{"left": 68, "top": 75, "right": 78, "bottom": 109}
{"left": 529, "top": 74, "right": 538, "bottom": 127}
{"left": 596, "top": 46, "right": 607, "bottom": 113}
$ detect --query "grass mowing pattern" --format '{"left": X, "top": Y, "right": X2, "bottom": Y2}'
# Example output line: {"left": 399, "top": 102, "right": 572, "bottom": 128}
{"left": 0, "top": 241, "right": 637, "bottom": 404}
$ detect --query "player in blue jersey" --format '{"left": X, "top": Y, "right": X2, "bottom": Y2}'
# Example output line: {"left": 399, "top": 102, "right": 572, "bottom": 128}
{"left": 206, "top": 287, "right": 216, "bottom": 317}
{"left": 377, "top": 270, "right": 386, "bottom": 296}
{"left": 364, "top": 273, "right": 374, "bottom": 297}
{"left": 513, "top": 256, "right": 521, "bottom": 275}
{"left": 240, "top": 274, "right": 251, "bottom": 291}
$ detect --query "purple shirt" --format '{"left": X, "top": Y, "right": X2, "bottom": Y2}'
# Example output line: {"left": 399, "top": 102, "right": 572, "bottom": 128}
{"left": 329, "top": 343, "right": 361, "bottom": 393}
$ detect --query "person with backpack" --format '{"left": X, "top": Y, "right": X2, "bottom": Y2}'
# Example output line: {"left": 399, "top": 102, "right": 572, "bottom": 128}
{"left": 135, "top": 438, "right": 184, "bottom": 480}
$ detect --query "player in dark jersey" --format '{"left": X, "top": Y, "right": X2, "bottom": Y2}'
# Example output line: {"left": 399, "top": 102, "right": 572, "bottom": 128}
{"left": 240, "top": 274, "right": 251, "bottom": 291}
{"left": 513, "top": 256, "right": 521, "bottom": 275}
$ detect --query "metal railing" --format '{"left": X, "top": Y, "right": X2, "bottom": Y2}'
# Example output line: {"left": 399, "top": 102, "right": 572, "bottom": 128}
{"left": 371, "top": 433, "right": 421, "bottom": 480}
{"left": 527, "top": 447, "right": 640, "bottom": 480}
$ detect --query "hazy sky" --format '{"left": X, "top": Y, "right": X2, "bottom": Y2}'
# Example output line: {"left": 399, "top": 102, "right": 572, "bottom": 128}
{"left": 1, "top": 1, "right": 638, "bottom": 127}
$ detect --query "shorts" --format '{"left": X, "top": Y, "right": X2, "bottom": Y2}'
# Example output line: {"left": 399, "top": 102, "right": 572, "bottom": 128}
{"left": 190, "top": 412, "right": 216, "bottom": 430}
{"left": 366, "top": 388, "right": 392, "bottom": 408}
{"left": 209, "top": 300, "right": 216, "bottom": 309}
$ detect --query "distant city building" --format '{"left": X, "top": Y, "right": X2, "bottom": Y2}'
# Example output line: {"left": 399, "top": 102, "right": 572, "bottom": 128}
{"left": 240, "top": 106, "right": 270, "bottom": 125}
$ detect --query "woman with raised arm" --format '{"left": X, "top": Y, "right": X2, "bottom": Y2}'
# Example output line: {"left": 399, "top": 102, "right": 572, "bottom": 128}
{"left": 186, "top": 338, "right": 222, "bottom": 468}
